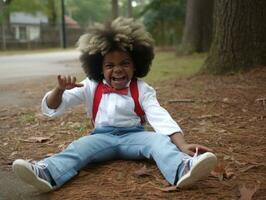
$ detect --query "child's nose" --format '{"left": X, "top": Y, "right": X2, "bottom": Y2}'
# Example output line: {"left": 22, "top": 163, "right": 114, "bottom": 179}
{"left": 113, "top": 65, "right": 123, "bottom": 72}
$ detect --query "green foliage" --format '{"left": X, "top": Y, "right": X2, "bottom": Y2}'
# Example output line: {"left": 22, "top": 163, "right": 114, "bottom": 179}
{"left": 65, "top": 0, "right": 111, "bottom": 25}
{"left": 41, "top": 0, "right": 61, "bottom": 25}
{"left": 0, "top": 0, "right": 110, "bottom": 26}
{"left": 4, "top": 0, "right": 42, "bottom": 13}
{"left": 140, "top": 0, "right": 185, "bottom": 20}
{"left": 19, "top": 112, "right": 36, "bottom": 124}
{"left": 139, "top": 0, "right": 186, "bottom": 47}
{"left": 0, "top": 0, "right": 52, "bottom": 23}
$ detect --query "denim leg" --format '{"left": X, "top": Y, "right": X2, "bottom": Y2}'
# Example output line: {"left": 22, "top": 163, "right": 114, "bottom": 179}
{"left": 117, "top": 131, "right": 188, "bottom": 185}
{"left": 41, "top": 133, "right": 118, "bottom": 188}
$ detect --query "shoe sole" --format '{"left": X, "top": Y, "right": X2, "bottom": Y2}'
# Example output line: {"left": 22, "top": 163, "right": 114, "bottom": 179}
{"left": 176, "top": 152, "right": 217, "bottom": 188}
{"left": 12, "top": 159, "right": 52, "bottom": 193}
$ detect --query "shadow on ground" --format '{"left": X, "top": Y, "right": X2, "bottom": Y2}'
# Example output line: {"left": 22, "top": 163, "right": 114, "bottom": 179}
{"left": 0, "top": 168, "right": 51, "bottom": 200}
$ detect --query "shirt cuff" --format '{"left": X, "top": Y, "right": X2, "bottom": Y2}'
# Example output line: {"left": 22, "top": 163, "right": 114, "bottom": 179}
{"left": 41, "top": 91, "right": 65, "bottom": 117}
{"left": 168, "top": 131, "right": 184, "bottom": 136}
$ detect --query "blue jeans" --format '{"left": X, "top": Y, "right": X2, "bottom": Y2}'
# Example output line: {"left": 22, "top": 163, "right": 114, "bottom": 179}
{"left": 41, "top": 126, "right": 188, "bottom": 188}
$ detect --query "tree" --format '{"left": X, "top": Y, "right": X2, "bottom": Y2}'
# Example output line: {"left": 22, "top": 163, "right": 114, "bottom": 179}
{"left": 112, "top": 0, "right": 119, "bottom": 19}
{"left": 46, "top": 0, "right": 57, "bottom": 26}
{"left": 180, "top": 0, "right": 214, "bottom": 54}
{"left": 65, "top": 0, "right": 110, "bottom": 25}
{"left": 126, "top": 0, "right": 133, "bottom": 17}
{"left": 202, "top": 0, "right": 266, "bottom": 73}
{"left": 0, "top": 0, "right": 41, "bottom": 50}
{"left": 140, "top": 0, "right": 186, "bottom": 47}
{"left": 0, "top": 0, "right": 63, "bottom": 26}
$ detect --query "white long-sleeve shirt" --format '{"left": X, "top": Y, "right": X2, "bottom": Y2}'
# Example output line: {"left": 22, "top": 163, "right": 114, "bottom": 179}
{"left": 41, "top": 78, "right": 182, "bottom": 135}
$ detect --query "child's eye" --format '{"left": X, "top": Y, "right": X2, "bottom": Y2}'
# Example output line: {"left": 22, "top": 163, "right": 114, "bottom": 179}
{"left": 121, "top": 61, "right": 131, "bottom": 67}
{"left": 105, "top": 64, "right": 114, "bottom": 69}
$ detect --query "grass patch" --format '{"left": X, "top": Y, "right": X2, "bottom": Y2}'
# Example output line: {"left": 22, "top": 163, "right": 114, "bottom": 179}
{"left": 19, "top": 112, "right": 36, "bottom": 124}
{"left": 144, "top": 51, "right": 206, "bottom": 83}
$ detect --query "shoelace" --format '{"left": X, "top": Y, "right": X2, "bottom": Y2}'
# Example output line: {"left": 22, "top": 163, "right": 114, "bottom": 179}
{"left": 183, "top": 147, "right": 199, "bottom": 174}
{"left": 30, "top": 161, "right": 50, "bottom": 181}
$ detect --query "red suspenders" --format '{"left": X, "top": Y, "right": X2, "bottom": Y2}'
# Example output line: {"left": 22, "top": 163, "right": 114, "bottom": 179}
{"left": 92, "top": 79, "right": 146, "bottom": 124}
{"left": 129, "top": 79, "right": 146, "bottom": 124}
{"left": 92, "top": 81, "right": 104, "bottom": 122}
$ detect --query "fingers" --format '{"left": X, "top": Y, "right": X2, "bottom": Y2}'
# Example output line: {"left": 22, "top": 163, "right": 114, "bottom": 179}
{"left": 187, "top": 150, "right": 196, "bottom": 157}
{"left": 57, "top": 75, "right": 83, "bottom": 90}
{"left": 57, "top": 75, "right": 66, "bottom": 90}
{"left": 191, "top": 145, "right": 214, "bottom": 155}
{"left": 67, "top": 75, "right": 72, "bottom": 85}
{"left": 75, "top": 83, "right": 84, "bottom": 87}
{"left": 186, "top": 144, "right": 214, "bottom": 156}
{"left": 197, "top": 145, "right": 214, "bottom": 153}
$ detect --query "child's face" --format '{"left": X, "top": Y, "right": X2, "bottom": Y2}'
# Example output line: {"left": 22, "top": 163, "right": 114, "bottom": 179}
{"left": 102, "top": 50, "right": 134, "bottom": 89}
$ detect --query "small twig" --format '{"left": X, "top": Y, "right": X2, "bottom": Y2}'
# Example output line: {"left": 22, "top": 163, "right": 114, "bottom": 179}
{"left": 256, "top": 98, "right": 266, "bottom": 110}
{"left": 168, "top": 99, "right": 195, "bottom": 103}
{"left": 196, "top": 114, "right": 220, "bottom": 120}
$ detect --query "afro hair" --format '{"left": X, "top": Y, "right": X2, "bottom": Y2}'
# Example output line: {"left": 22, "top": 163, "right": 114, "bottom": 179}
{"left": 77, "top": 17, "right": 154, "bottom": 82}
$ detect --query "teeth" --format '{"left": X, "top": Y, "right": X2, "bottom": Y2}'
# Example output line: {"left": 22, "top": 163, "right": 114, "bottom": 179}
{"left": 112, "top": 77, "right": 125, "bottom": 81}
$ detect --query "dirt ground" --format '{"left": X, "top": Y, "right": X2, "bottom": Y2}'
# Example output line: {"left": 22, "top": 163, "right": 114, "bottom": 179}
{"left": 0, "top": 66, "right": 265, "bottom": 200}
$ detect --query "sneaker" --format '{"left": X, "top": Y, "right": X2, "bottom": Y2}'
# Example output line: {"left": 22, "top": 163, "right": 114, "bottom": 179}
{"left": 12, "top": 159, "right": 53, "bottom": 192}
{"left": 176, "top": 149, "right": 217, "bottom": 188}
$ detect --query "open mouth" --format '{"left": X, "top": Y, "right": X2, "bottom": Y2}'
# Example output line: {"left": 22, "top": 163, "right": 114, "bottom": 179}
{"left": 110, "top": 76, "right": 128, "bottom": 89}
{"left": 111, "top": 76, "right": 126, "bottom": 81}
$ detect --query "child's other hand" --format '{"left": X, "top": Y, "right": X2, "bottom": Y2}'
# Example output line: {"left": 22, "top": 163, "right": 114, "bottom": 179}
{"left": 57, "top": 75, "right": 84, "bottom": 91}
{"left": 179, "top": 143, "right": 214, "bottom": 156}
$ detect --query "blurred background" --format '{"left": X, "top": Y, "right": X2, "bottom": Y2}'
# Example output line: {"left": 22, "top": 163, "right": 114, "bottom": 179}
{"left": 0, "top": 0, "right": 188, "bottom": 51}
{"left": 1, "top": 0, "right": 265, "bottom": 74}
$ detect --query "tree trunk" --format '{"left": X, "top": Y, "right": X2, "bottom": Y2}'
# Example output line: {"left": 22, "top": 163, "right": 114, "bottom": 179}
{"left": 0, "top": 2, "right": 7, "bottom": 50}
{"left": 48, "top": 0, "right": 57, "bottom": 26}
{"left": 1, "top": 20, "right": 7, "bottom": 50}
{"left": 126, "top": 0, "right": 133, "bottom": 18}
{"left": 112, "top": 0, "right": 119, "bottom": 20}
{"left": 181, "top": 0, "right": 214, "bottom": 53}
{"left": 203, "top": 0, "right": 266, "bottom": 73}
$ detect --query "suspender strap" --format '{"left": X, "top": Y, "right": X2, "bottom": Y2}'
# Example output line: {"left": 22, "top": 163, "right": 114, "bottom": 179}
{"left": 129, "top": 79, "right": 146, "bottom": 124}
{"left": 92, "top": 81, "right": 104, "bottom": 122}
{"left": 92, "top": 79, "right": 146, "bottom": 124}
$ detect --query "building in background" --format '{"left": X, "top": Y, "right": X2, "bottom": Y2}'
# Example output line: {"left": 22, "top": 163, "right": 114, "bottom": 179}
{"left": 10, "top": 12, "right": 48, "bottom": 42}
{"left": 0, "top": 11, "right": 84, "bottom": 50}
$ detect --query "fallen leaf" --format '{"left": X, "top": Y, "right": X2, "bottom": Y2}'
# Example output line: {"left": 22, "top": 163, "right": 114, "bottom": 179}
{"left": 20, "top": 136, "right": 50, "bottom": 143}
{"left": 157, "top": 185, "right": 179, "bottom": 192}
{"left": 58, "top": 143, "right": 68, "bottom": 151}
{"left": 239, "top": 163, "right": 265, "bottom": 173}
{"left": 10, "top": 151, "right": 18, "bottom": 157}
{"left": 211, "top": 162, "right": 224, "bottom": 181}
{"left": 133, "top": 165, "right": 153, "bottom": 177}
{"left": 67, "top": 122, "right": 81, "bottom": 128}
{"left": 239, "top": 184, "right": 259, "bottom": 200}
{"left": 223, "top": 97, "right": 229, "bottom": 102}
{"left": 211, "top": 162, "right": 235, "bottom": 181}
{"left": 29, "top": 136, "right": 50, "bottom": 143}
{"left": 197, "top": 114, "right": 220, "bottom": 120}
{"left": 223, "top": 155, "right": 231, "bottom": 161}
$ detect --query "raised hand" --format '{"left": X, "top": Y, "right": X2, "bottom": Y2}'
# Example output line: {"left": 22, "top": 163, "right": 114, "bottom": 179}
{"left": 46, "top": 75, "right": 83, "bottom": 109}
{"left": 57, "top": 75, "right": 83, "bottom": 91}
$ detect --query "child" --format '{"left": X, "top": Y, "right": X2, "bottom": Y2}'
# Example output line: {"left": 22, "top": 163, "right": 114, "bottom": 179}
{"left": 12, "top": 17, "right": 217, "bottom": 193}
